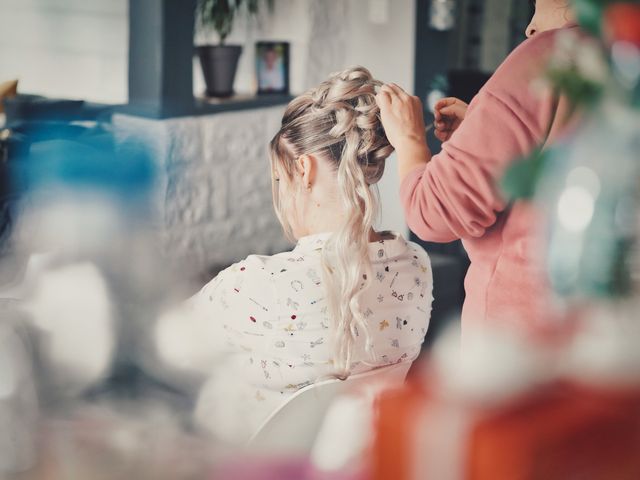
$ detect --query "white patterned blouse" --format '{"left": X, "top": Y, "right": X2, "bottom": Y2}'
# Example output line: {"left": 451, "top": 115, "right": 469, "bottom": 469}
{"left": 158, "top": 232, "right": 433, "bottom": 443}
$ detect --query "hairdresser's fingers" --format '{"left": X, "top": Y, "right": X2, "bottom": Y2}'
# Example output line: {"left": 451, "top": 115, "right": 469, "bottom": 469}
{"left": 386, "top": 83, "right": 407, "bottom": 101}
{"left": 386, "top": 83, "right": 404, "bottom": 94}
{"left": 379, "top": 83, "right": 394, "bottom": 94}
{"left": 434, "top": 120, "right": 449, "bottom": 131}
{"left": 376, "top": 86, "right": 427, "bottom": 150}
{"left": 390, "top": 83, "right": 415, "bottom": 96}
{"left": 375, "top": 89, "right": 392, "bottom": 110}
{"left": 435, "top": 97, "right": 468, "bottom": 121}
{"left": 438, "top": 104, "right": 467, "bottom": 119}
{"left": 379, "top": 84, "right": 400, "bottom": 106}
{"left": 434, "top": 128, "right": 450, "bottom": 142}
{"left": 386, "top": 83, "right": 411, "bottom": 102}
{"left": 434, "top": 97, "right": 460, "bottom": 110}
{"left": 434, "top": 97, "right": 468, "bottom": 115}
{"left": 434, "top": 124, "right": 453, "bottom": 139}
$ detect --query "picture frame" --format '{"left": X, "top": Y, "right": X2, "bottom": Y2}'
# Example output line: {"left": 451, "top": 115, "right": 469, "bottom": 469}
{"left": 256, "top": 41, "right": 290, "bottom": 95}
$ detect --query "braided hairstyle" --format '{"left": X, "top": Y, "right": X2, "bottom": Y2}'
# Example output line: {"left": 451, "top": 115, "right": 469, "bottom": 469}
{"left": 269, "top": 66, "right": 394, "bottom": 376}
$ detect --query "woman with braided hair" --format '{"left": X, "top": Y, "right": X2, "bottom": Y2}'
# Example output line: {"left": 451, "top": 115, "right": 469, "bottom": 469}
{"left": 156, "top": 66, "right": 433, "bottom": 443}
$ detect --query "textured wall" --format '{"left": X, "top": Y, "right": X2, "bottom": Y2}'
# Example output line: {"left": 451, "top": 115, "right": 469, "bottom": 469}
{"left": 113, "top": 108, "right": 292, "bottom": 276}
{"left": 304, "top": 0, "right": 348, "bottom": 88}
{"left": 194, "top": 0, "right": 349, "bottom": 97}
{"left": 341, "top": 0, "right": 415, "bottom": 236}
{"left": 112, "top": 0, "right": 415, "bottom": 277}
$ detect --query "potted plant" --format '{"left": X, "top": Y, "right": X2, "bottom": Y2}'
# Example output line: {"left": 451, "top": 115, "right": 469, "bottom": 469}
{"left": 196, "top": 0, "right": 274, "bottom": 98}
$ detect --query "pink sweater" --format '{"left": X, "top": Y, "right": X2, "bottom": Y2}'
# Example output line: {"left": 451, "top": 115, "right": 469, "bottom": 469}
{"left": 401, "top": 25, "right": 578, "bottom": 334}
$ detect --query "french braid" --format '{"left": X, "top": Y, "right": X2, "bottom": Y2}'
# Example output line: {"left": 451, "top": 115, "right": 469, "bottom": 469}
{"left": 269, "top": 66, "right": 394, "bottom": 376}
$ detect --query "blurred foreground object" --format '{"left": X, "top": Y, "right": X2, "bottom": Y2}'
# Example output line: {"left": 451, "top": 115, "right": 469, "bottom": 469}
{"left": 377, "top": 6, "right": 640, "bottom": 473}
{"left": 372, "top": 326, "right": 640, "bottom": 480}
{"left": 540, "top": 97, "right": 639, "bottom": 299}
{"left": 0, "top": 122, "right": 214, "bottom": 478}
{"left": 0, "top": 311, "right": 39, "bottom": 475}
{"left": 6, "top": 407, "right": 218, "bottom": 480}
{"left": 9, "top": 124, "right": 158, "bottom": 397}
{"left": 0, "top": 79, "right": 18, "bottom": 114}
{"left": 502, "top": 0, "right": 640, "bottom": 299}
{"left": 22, "top": 262, "right": 114, "bottom": 395}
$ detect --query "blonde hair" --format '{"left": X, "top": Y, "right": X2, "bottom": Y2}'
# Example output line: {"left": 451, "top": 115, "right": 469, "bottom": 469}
{"left": 269, "top": 66, "right": 394, "bottom": 376}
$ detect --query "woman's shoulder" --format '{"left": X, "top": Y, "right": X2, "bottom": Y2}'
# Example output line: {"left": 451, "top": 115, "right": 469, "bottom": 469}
{"left": 196, "top": 254, "right": 282, "bottom": 314}
{"left": 214, "top": 253, "right": 285, "bottom": 281}
{"left": 211, "top": 247, "right": 318, "bottom": 287}
{"left": 486, "top": 25, "right": 582, "bottom": 95}
{"left": 374, "top": 233, "right": 433, "bottom": 283}
{"left": 406, "top": 240, "right": 433, "bottom": 283}
{"left": 387, "top": 232, "right": 431, "bottom": 264}
{"left": 406, "top": 239, "right": 431, "bottom": 261}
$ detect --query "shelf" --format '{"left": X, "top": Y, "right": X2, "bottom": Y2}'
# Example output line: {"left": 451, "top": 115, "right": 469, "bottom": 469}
{"left": 116, "top": 94, "right": 294, "bottom": 120}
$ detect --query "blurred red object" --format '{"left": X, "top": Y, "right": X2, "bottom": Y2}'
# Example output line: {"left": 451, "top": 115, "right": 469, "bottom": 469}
{"left": 604, "top": 3, "right": 640, "bottom": 46}
{"left": 372, "top": 380, "right": 640, "bottom": 480}
{"left": 371, "top": 381, "right": 431, "bottom": 480}
{"left": 467, "top": 384, "right": 640, "bottom": 480}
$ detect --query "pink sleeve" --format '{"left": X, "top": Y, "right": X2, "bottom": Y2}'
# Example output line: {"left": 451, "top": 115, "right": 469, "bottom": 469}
{"left": 400, "top": 30, "right": 561, "bottom": 242}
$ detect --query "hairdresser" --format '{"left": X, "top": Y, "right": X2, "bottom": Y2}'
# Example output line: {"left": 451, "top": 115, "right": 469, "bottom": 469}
{"left": 376, "top": 0, "right": 579, "bottom": 337}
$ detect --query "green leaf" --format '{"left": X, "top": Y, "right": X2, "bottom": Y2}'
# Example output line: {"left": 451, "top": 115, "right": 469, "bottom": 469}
{"left": 572, "top": 0, "right": 606, "bottom": 35}
{"left": 546, "top": 68, "right": 604, "bottom": 110}
{"left": 501, "top": 148, "right": 550, "bottom": 200}
{"left": 571, "top": 0, "right": 640, "bottom": 36}
{"left": 196, "top": 0, "right": 273, "bottom": 44}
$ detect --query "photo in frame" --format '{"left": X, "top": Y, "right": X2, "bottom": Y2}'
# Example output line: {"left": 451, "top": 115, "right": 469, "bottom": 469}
{"left": 256, "top": 41, "right": 290, "bottom": 95}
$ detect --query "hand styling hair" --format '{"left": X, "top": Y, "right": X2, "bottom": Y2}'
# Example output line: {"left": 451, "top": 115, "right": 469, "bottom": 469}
{"left": 269, "top": 66, "right": 394, "bottom": 376}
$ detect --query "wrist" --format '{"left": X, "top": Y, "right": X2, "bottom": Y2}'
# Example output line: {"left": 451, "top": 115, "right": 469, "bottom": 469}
{"left": 394, "top": 136, "right": 430, "bottom": 158}
{"left": 394, "top": 137, "right": 431, "bottom": 183}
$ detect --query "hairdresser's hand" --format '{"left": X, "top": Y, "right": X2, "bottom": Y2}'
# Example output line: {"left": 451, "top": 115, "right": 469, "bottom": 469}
{"left": 433, "top": 97, "right": 468, "bottom": 142}
{"left": 376, "top": 83, "right": 428, "bottom": 153}
{"left": 376, "top": 83, "right": 431, "bottom": 181}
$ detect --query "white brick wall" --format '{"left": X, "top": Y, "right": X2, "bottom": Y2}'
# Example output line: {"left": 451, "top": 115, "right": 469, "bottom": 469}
{"left": 113, "top": 107, "right": 292, "bottom": 275}
{"left": 2, "top": 0, "right": 413, "bottom": 283}
{"left": 112, "top": 0, "right": 415, "bottom": 276}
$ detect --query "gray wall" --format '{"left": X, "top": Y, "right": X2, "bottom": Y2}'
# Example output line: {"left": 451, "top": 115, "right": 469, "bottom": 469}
{"left": 114, "top": 0, "right": 418, "bottom": 276}
{"left": 0, "top": 0, "right": 129, "bottom": 104}
{"left": 4, "top": 0, "right": 419, "bottom": 274}
{"left": 194, "top": 0, "right": 416, "bottom": 238}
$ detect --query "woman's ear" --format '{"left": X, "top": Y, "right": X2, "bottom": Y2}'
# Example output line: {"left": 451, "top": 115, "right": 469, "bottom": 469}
{"left": 295, "top": 154, "right": 317, "bottom": 190}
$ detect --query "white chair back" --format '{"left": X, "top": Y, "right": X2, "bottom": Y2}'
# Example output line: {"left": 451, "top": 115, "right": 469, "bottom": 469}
{"left": 247, "top": 362, "right": 411, "bottom": 455}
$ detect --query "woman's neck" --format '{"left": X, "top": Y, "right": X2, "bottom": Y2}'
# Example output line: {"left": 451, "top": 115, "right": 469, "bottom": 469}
{"left": 301, "top": 227, "right": 391, "bottom": 243}
{"left": 302, "top": 200, "right": 393, "bottom": 242}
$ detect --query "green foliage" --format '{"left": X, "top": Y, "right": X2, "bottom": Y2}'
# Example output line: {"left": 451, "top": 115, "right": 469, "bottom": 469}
{"left": 502, "top": 1, "right": 638, "bottom": 201}
{"left": 501, "top": 148, "right": 550, "bottom": 201}
{"left": 546, "top": 68, "right": 604, "bottom": 110}
{"left": 197, "top": 0, "right": 275, "bottom": 44}
{"left": 572, "top": 0, "right": 607, "bottom": 35}
{"left": 572, "top": 0, "right": 640, "bottom": 35}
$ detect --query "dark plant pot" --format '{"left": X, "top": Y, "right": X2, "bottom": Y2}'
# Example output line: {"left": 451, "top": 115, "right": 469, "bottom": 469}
{"left": 197, "top": 45, "right": 243, "bottom": 98}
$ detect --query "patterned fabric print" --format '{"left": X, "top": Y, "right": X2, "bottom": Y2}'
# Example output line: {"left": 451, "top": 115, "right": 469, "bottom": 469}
{"left": 188, "top": 232, "right": 433, "bottom": 444}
